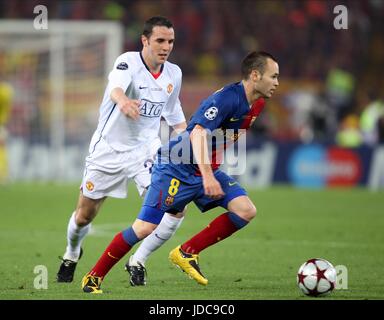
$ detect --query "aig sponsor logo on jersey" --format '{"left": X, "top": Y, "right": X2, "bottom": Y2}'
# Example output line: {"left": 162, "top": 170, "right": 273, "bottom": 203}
{"left": 139, "top": 99, "right": 164, "bottom": 118}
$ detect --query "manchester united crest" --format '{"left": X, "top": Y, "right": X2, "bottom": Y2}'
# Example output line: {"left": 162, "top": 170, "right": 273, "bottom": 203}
{"left": 167, "top": 83, "right": 173, "bottom": 94}
{"left": 85, "top": 181, "right": 94, "bottom": 191}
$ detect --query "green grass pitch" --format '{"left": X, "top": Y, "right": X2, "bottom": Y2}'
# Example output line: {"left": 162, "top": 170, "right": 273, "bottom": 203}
{"left": 0, "top": 183, "right": 383, "bottom": 300}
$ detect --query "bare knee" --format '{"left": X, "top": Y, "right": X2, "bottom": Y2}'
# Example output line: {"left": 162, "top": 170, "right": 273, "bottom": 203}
{"left": 132, "top": 219, "right": 158, "bottom": 239}
{"left": 240, "top": 202, "right": 257, "bottom": 221}
{"left": 75, "top": 210, "right": 94, "bottom": 226}
{"left": 228, "top": 196, "right": 257, "bottom": 221}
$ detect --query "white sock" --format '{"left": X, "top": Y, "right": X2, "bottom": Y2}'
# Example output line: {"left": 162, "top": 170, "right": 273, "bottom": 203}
{"left": 131, "top": 213, "right": 184, "bottom": 265}
{"left": 63, "top": 212, "right": 91, "bottom": 261}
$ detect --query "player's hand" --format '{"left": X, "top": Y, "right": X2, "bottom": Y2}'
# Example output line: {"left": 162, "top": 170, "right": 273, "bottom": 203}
{"left": 203, "top": 175, "right": 225, "bottom": 200}
{"left": 118, "top": 99, "right": 141, "bottom": 120}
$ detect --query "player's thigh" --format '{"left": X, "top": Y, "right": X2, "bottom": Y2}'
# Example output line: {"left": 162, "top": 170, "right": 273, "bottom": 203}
{"left": 130, "top": 138, "right": 160, "bottom": 197}
{"left": 132, "top": 162, "right": 153, "bottom": 198}
{"left": 81, "top": 166, "right": 128, "bottom": 199}
{"left": 84, "top": 137, "right": 131, "bottom": 199}
{"left": 192, "top": 170, "right": 242, "bottom": 212}
{"left": 194, "top": 170, "right": 250, "bottom": 213}
{"left": 142, "top": 165, "right": 197, "bottom": 214}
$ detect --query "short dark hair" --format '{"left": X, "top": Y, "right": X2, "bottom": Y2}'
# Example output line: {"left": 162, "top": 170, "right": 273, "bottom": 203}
{"left": 241, "top": 51, "right": 277, "bottom": 79}
{"left": 142, "top": 16, "right": 173, "bottom": 38}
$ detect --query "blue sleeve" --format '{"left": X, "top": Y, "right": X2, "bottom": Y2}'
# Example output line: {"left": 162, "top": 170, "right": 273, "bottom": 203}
{"left": 191, "top": 89, "right": 236, "bottom": 132}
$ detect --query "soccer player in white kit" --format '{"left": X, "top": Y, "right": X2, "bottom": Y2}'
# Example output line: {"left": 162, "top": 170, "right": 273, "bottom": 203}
{"left": 57, "top": 17, "right": 187, "bottom": 285}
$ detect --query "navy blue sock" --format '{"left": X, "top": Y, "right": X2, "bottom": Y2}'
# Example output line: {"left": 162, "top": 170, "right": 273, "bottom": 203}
{"left": 122, "top": 227, "right": 140, "bottom": 246}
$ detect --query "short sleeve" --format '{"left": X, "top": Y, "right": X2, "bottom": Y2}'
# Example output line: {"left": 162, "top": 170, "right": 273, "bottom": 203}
{"left": 106, "top": 53, "right": 132, "bottom": 96}
{"left": 193, "top": 89, "right": 236, "bottom": 132}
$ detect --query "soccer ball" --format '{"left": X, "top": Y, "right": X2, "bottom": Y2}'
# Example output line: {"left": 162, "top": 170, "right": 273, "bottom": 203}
{"left": 297, "top": 258, "right": 337, "bottom": 297}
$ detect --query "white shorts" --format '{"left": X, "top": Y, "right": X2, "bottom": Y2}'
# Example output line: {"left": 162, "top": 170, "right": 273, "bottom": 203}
{"left": 81, "top": 137, "right": 161, "bottom": 199}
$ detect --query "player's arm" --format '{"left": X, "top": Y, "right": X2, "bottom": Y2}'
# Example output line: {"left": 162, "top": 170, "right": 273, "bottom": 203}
{"left": 110, "top": 87, "right": 140, "bottom": 120}
{"left": 107, "top": 54, "right": 140, "bottom": 120}
{"left": 172, "top": 121, "right": 187, "bottom": 134}
{"left": 190, "top": 124, "right": 224, "bottom": 199}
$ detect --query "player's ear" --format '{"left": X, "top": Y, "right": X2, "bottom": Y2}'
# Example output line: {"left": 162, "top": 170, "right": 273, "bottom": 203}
{"left": 141, "top": 35, "right": 148, "bottom": 47}
{"left": 251, "top": 70, "right": 261, "bottom": 81}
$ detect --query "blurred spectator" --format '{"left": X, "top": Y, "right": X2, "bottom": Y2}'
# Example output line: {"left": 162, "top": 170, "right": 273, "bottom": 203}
{"left": 378, "top": 115, "right": 384, "bottom": 144}
{"left": 1, "top": 0, "right": 381, "bottom": 80}
{"left": 360, "top": 96, "right": 384, "bottom": 145}
{"left": 1, "top": 0, "right": 384, "bottom": 144}
{"left": 0, "top": 81, "right": 13, "bottom": 183}
{"left": 103, "top": 1, "right": 124, "bottom": 20}
{"left": 336, "top": 113, "right": 363, "bottom": 148}
{"left": 281, "top": 89, "right": 337, "bottom": 143}
{"left": 195, "top": 51, "right": 221, "bottom": 80}
{"left": 325, "top": 67, "right": 356, "bottom": 122}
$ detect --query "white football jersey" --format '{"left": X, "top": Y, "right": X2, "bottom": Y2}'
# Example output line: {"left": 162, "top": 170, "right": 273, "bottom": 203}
{"left": 89, "top": 51, "right": 185, "bottom": 153}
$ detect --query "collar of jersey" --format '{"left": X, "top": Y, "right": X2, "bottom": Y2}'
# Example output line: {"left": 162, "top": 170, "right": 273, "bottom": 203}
{"left": 139, "top": 51, "right": 164, "bottom": 78}
{"left": 236, "top": 81, "right": 250, "bottom": 109}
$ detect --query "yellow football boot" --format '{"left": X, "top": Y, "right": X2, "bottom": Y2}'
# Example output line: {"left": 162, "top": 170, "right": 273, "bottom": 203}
{"left": 169, "top": 245, "right": 208, "bottom": 286}
{"left": 81, "top": 274, "right": 103, "bottom": 294}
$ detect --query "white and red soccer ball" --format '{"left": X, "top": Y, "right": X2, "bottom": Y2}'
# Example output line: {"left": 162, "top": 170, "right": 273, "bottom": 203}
{"left": 297, "top": 258, "right": 337, "bottom": 297}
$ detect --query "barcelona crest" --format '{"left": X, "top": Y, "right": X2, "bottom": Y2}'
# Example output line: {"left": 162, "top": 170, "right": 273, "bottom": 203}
{"left": 165, "top": 195, "right": 174, "bottom": 206}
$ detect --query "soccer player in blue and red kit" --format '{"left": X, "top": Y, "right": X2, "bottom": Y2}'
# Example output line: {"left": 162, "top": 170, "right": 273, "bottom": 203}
{"left": 82, "top": 51, "right": 279, "bottom": 293}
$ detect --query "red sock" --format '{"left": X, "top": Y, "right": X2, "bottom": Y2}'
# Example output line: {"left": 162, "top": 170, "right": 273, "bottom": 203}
{"left": 89, "top": 232, "right": 131, "bottom": 278}
{"left": 181, "top": 213, "right": 239, "bottom": 254}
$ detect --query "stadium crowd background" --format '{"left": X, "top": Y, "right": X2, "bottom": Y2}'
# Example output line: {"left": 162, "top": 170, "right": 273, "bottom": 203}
{"left": 1, "top": 0, "right": 384, "bottom": 147}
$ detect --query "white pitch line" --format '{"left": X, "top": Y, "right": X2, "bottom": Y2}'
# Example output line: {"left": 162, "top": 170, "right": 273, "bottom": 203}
{"left": 88, "top": 223, "right": 128, "bottom": 237}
